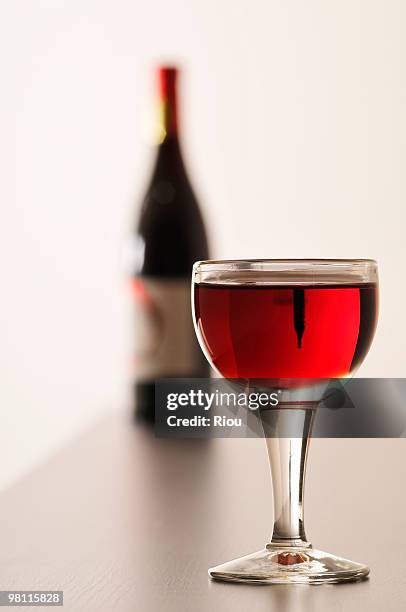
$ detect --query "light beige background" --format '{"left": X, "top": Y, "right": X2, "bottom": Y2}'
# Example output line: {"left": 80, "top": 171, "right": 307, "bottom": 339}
{"left": 1, "top": 0, "right": 405, "bottom": 489}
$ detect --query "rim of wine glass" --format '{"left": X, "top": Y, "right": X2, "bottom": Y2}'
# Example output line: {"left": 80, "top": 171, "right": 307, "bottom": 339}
{"left": 193, "top": 258, "right": 378, "bottom": 285}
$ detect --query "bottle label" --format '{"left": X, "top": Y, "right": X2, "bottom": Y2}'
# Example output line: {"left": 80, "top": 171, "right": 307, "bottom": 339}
{"left": 132, "top": 277, "right": 205, "bottom": 380}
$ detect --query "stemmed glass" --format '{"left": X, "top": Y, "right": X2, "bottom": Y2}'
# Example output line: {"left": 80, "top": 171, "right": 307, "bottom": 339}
{"left": 192, "top": 259, "right": 378, "bottom": 584}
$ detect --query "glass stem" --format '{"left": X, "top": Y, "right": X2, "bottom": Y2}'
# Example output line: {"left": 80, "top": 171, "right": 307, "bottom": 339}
{"left": 264, "top": 408, "right": 315, "bottom": 549}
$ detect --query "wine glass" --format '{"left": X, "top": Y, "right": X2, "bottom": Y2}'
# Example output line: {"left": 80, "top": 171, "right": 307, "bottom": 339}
{"left": 192, "top": 259, "right": 378, "bottom": 584}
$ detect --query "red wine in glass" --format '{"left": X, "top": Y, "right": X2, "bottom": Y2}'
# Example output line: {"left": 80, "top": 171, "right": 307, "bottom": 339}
{"left": 194, "top": 283, "right": 378, "bottom": 380}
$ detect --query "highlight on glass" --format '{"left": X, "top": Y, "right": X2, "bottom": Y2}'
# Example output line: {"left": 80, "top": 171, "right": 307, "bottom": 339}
{"left": 192, "top": 259, "right": 378, "bottom": 584}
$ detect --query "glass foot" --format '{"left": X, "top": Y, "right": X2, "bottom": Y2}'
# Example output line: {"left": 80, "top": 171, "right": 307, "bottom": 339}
{"left": 209, "top": 546, "right": 370, "bottom": 584}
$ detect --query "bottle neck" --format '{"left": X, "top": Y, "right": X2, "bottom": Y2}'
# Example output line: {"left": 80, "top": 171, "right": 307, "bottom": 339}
{"left": 157, "top": 67, "right": 179, "bottom": 142}
{"left": 158, "top": 97, "right": 178, "bottom": 141}
{"left": 152, "top": 134, "right": 185, "bottom": 179}
{"left": 152, "top": 68, "right": 187, "bottom": 179}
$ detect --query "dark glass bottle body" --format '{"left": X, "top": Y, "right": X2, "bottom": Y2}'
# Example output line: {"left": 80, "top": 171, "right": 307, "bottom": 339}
{"left": 132, "top": 68, "right": 209, "bottom": 421}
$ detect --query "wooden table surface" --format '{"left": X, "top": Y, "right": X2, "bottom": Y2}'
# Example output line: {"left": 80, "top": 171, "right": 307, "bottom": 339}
{"left": 0, "top": 412, "right": 405, "bottom": 611}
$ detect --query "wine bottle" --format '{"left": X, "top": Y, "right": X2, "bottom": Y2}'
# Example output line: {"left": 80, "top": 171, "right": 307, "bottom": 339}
{"left": 131, "top": 66, "right": 210, "bottom": 421}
